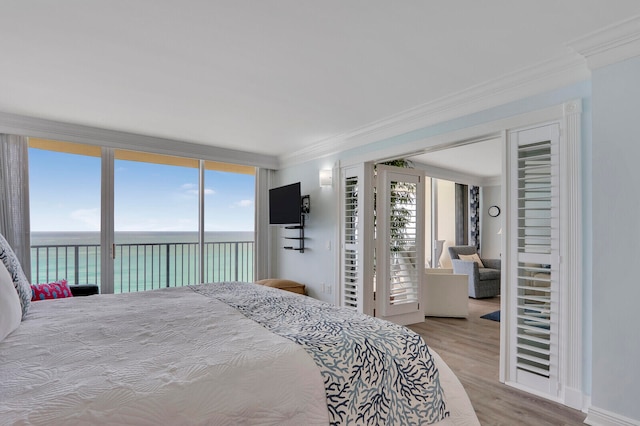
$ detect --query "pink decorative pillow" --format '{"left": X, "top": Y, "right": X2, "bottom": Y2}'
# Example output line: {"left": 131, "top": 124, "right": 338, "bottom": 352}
{"left": 31, "top": 280, "right": 73, "bottom": 301}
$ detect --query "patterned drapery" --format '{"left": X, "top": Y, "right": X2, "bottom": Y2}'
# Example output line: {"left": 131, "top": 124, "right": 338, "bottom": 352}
{"left": 469, "top": 186, "right": 480, "bottom": 251}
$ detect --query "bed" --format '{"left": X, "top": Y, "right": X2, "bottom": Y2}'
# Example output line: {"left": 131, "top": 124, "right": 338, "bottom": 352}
{"left": 0, "top": 281, "right": 479, "bottom": 425}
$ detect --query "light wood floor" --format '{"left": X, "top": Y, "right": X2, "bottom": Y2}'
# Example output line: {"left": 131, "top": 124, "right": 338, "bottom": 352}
{"left": 409, "top": 297, "right": 586, "bottom": 426}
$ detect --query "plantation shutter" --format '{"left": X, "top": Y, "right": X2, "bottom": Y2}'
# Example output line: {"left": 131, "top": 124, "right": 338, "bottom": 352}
{"left": 375, "top": 165, "right": 424, "bottom": 324}
{"left": 508, "top": 123, "right": 560, "bottom": 397}
{"left": 340, "top": 164, "right": 374, "bottom": 315}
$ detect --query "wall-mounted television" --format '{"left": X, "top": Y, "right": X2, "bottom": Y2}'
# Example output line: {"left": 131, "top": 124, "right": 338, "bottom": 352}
{"left": 269, "top": 182, "right": 302, "bottom": 225}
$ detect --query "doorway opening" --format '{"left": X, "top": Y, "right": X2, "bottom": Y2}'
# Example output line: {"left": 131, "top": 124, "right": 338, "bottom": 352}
{"left": 338, "top": 99, "right": 583, "bottom": 409}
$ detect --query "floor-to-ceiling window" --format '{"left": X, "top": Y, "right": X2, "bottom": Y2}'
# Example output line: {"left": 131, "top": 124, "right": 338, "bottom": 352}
{"left": 29, "top": 139, "right": 101, "bottom": 285}
{"left": 425, "top": 178, "right": 457, "bottom": 267}
{"left": 424, "top": 177, "right": 476, "bottom": 268}
{"left": 28, "top": 139, "right": 256, "bottom": 292}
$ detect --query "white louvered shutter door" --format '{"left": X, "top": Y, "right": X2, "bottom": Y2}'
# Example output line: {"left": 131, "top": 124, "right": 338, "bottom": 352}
{"left": 376, "top": 165, "right": 424, "bottom": 324}
{"left": 509, "top": 123, "right": 560, "bottom": 397}
{"left": 340, "top": 164, "right": 374, "bottom": 315}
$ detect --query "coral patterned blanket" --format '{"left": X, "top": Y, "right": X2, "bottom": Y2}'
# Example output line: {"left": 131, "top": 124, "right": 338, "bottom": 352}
{"left": 193, "top": 282, "right": 449, "bottom": 425}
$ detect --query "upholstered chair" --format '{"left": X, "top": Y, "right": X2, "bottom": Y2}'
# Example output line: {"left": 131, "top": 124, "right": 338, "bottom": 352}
{"left": 448, "top": 245, "right": 501, "bottom": 299}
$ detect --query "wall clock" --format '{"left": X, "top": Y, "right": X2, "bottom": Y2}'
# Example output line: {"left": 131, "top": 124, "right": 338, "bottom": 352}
{"left": 488, "top": 205, "right": 501, "bottom": 217}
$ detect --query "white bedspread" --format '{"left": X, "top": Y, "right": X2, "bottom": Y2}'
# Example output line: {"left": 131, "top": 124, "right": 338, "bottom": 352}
{"left": 0, "top": 287, "right": 329, "bottom": 425}
{"left": 0, "top": 284, "right": 479, "bottom": 425}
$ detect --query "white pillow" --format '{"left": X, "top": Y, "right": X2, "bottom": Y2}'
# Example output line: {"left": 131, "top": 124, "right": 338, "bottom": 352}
{"left": 0, "top": 261, "right": 22, "bottom": 342}
{"left": 458, "top": 253, "right": 485, "bottom": 268}
{"left": 0, "top": 232, "right": 31, "bottom": 318}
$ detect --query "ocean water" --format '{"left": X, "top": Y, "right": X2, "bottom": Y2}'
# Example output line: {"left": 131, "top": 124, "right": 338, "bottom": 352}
{"left": 31, "top": 231, "right": 254, "bottom": 246}
{"left": 30, "top": 231, "right": 255, "bottom": 292}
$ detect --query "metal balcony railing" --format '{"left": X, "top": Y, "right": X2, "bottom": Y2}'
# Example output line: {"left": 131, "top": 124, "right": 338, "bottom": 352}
{"left": 31, "top": 241, "right": 254, "bottom": 293}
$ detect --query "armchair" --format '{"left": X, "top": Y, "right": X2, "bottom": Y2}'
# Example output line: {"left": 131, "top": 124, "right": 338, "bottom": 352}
{"left": 448, "top": 245, "right": 501, "bottom": 299}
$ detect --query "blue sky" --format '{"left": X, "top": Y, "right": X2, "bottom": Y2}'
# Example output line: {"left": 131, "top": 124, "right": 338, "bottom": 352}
{"left": 29, "top": 149, "right": 255, "bottom": 232}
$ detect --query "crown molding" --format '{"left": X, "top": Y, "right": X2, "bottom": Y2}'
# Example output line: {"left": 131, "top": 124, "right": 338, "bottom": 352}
{"left": 280, "top": 15, "right": 640, "bottom": 169}
{"left": 0, "top": 111, "right": 278, "bottom": 169}
{"left": 568, "top": 15, "right": 640, "bottom": 70}
{"left": 278, "top": 53, "right": 588, "bottom": 168}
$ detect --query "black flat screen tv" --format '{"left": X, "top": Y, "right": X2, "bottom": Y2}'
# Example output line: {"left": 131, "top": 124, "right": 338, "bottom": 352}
{"left": 269, "top": 182, "right": 301, "bottom": 225}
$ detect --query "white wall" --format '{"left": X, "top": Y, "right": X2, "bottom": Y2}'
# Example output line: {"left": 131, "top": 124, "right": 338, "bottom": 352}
{"left": 273, "top": 157, "right": 339, "bottom": 304}
{"left": 275, "top": 80, "right": 598, "bottom": 410}
{"left": 591, "top": 56, "right": 640, "bottom": 422}
{"left": 436, "top": 180, "right": 456, "bottom": 246}
{"left": 480, "top": 185, "right": 502, "bottom": 259}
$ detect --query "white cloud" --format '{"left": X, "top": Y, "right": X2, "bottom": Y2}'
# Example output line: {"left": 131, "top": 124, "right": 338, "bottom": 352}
{"left": 234, "top": 199, "right": 253, "bottom": 208}
{"left": 181, "top": 183, "right": 215, "bottom": 196}
{"left": 70, "top": 208, "right": 100, "bottom": 230}
{"left": 116, "top": 217, "right": 197, "bottom": 232}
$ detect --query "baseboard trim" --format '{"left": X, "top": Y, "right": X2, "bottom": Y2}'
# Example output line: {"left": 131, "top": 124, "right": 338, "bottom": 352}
{"left": 564, "top": 386, "right": 585, "bottom": 410}
{"left": 585, "top": 406, "right": 640, "bottom": 426}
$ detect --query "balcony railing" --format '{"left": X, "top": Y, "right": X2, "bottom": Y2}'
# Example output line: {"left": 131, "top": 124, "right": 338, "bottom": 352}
{"left": 31, "top": 241, "right": 254, "bottom": 293}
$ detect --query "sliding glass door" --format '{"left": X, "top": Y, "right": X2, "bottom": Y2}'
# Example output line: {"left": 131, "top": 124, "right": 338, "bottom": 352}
{"left": 28, "top": 139, "right": 257, "bottom": 293}
{"left": 113, "top": 150, "right": 199, "bottom": 293}
{"left": 202, "top": 162, "right": 255, "bottom": 283}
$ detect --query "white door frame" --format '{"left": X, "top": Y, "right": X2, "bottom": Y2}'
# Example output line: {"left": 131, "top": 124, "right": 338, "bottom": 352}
{"left": 505, "top": 122, "right": 562, "bottom": 398}
{"left": 338, "top": 99, "right": 584, "bottom": 410}
{"left": 500, "top": 101, "right": 583, "bottom": 409}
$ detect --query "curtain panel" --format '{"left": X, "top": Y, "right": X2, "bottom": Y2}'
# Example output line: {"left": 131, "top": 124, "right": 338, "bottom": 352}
{"left": 469, "top": 186, "right": 480, "bottom": 252}
{"left": 0, "top": 134, "right": 31, "bottom": 281}
{"left": 455, "top": 183, "right": 469, "bottom": 246}
{"left": 254, "top": 168, "right": 274, "bottom": 280}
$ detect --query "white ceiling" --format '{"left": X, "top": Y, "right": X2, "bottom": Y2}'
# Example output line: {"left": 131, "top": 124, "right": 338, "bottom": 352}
{"left": 411, "top": 138, "right": 503, "bottom": 178}
{"left": 1, "top": 1, "right": 640, "bottom": 158}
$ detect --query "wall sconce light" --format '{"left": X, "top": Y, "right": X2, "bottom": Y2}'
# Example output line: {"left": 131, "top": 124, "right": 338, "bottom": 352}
{"left": 497, "top": 228, "right": 503, "bottom": 235}
{"left": 319, "top": 169, "right": 332, "bottom": 187}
